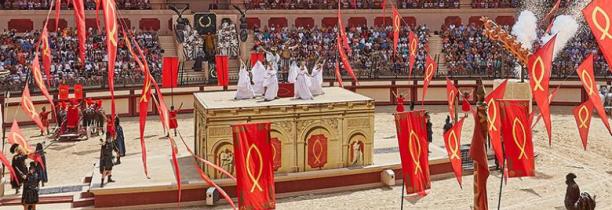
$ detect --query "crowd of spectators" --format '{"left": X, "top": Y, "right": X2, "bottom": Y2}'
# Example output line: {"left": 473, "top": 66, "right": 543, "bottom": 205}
{"left": 0, "top": 0, "right": 151, "bottom": 10}
{"left": 0, "top": 28, "right": 162, "bottom": 91}
{"left": 471, "top": 0, "right": 517, "bottom": 8}
{"left": 211, "top": 0, "right": 459, "bottom": 10}
{"left": 551, "top": 30, "right": 610, "bottom": 78}
{"left": 441, "top": 24, "right": 516, "bottom": 78}
{"left": 252, "top": 24, "right": 430, "bottom": 78}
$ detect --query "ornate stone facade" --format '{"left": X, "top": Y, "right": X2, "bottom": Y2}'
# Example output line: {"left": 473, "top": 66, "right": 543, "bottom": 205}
{"left": 193, "top": 87, "right": 375, "bottom": 179}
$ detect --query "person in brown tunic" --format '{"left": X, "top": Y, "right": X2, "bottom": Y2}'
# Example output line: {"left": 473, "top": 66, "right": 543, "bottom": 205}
{"left": 565, "top": 173, "right": 580, "bottom": 210}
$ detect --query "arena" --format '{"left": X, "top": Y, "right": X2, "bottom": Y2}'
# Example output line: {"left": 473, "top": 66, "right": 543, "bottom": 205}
{"left": 1, "top": 0, "right": 612, "bottom": 209}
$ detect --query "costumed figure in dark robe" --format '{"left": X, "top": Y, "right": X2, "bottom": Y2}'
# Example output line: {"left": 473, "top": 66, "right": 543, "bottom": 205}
{"left": 99, "top": 137, "right": 115, "bottom": 188}
{"left": 114, "top": 117, "right": 126, "bottom": 158}
{"left": 10, "top": 144, "right": 27, "bottom": 194}
{"left": 34, "top": 143, "right": 47, "bottom": 187}
{"left": 425, "top": 112, "right": 433, "bottom": 153}
{"left": 22, "top": 162, "right": 39, "bottom": 210}
{"left": 565, "top": 173, "right": 580, "bottom": 210}
{"left": 443, "top": 115, "right": 453, "bottom": 133}
{"left": 39, "top": 106, "right": 50, "bottom": 136}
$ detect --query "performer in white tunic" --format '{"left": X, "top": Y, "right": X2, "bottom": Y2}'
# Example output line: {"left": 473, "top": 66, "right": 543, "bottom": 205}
{"left": 263, "top": 64, "right": 279, "bottom": 101}
{"left": 252, "top": 61, "right": 266, "bottom": 96}
{"left": 310, "top": 61, "right": 324, "bottom": 96}
{"left": 287, "top": 61, "right": 299, "bottom": 84}
{"left": 234, "top": 59, "right": 255, "bottom": 100}
{"left": 294, "top": 64, "right": 313, "bottom": 100}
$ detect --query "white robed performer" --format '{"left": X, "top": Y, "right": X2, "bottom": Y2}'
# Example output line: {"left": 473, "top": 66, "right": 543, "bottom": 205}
{"left": 252, "top": 61, "right": 266, "bottom": 96}
{"left": 287, "top": 61, "right": 299, "bottom": 83}
{"left": 294, "top": 64, "right": 313, "bottom": 100}
{"left": 310, "top": 61, "right": 324, "bottom": 96}
{"left": 263, "top": 64, "right": 279, "bottom": 101}
{"left": 234, "top": 59, "right": 255, "bottom": 100}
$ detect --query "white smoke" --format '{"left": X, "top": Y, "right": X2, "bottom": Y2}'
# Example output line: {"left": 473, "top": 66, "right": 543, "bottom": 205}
{"left": 541, "top": 15, "right": 579, "bottom": 59}
{"left": 511, "top": 11, "right": 539, "bottom": 51}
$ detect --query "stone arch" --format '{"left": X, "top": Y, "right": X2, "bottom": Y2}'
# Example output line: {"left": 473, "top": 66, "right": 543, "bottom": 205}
{"left": 269, "top": 129, "right": 285, "bottom": 172}
{"left": 303, "top": 126, "right": 332, "bottom": 169}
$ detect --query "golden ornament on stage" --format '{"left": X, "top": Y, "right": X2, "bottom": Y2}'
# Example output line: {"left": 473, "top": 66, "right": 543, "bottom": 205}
{"left": 481, "top": 16, "right": 531, "bottom": 65}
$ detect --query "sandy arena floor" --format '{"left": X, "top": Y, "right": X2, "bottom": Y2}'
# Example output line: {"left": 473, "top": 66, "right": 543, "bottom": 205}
{"left": 3, "top": 105, "right": 612, "bottom": 210}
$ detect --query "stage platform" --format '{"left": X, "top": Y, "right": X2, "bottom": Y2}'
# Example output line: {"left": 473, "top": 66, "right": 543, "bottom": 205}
{"left": 88, "top": 142, "right": 452, "bottom": 208}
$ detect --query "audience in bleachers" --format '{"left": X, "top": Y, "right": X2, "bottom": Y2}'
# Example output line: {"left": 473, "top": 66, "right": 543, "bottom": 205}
{"left": 0, "top": 28, "right": 162, "bottom": 90}
{"left": 0, "top": 0, "right": 151, "bottom": 10}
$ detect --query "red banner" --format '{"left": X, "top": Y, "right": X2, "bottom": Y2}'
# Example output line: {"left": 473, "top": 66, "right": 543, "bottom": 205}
{"left": 576, "top": 54, "right": 612, "bottom": 134}
{"left": 21, "top": 84, "right": 45, "bottom": 130}
{"left": 215, "top": 55, "right": 229, "bottom": 87}
{"left": 445, "top": 78, "right": 458, "bottom": 118}
{"left": 307, "top": 134, "right": 328, "bottom": 168}
{"left": 572, "top": 100, "right": 593, "bottom": 150}
{"left": 0, "top": 151, "right": 18, "bottom": 185}
{"left": 337, "top": 9, "right": 351, "bottom": 54}
{"left": 59, "top": 84, "right": 69, "bottom": 100}
{"left": 232, "top": 122, "right": 276, "bottom": 210}
{"left": 485, "top": 79, "right": 507, "bottom": 165}
{"left": 31, "top": 53, "right": 55, "bottom": 111}
{"left": 443, "top": 117, "right": 465, "bottom": 188}
{"left": 337, "top": 35, "right": 357, "bottom": 83}
{"left": 95, "top": 0, "right": 101, "bottom": 30}
{"left": 162, "top": 57, "right": 179, "bottom": 88}
{"left": 74, "top": 84, "right": 83, "bottom": 99}
{"left": 500, "top": 100, "right": 534, "bottom": 177}
{"left": 9, "top": 120, "right": 33, "bottom": 153}
{"left": 408, "top": 32, "right": 418, "bottom": 77}
{"left": 583, "top": 0, "right": 612, "bottom": 73}
{"left": 469, "top": 109, "right": 489, "bottom": 210}
{"left": 421, "top": 55, "right": 437, "bottom": 104}
{"left": 103, "top": 0, "right": 118, "bottom": 129}
{"left": 528, "top": 35, "right": 556, "bottom": 145}
{"left": 250, "top": 52, "right": 265, "bottom": 67}
{"left": 54, "top": 0, "right": 61, "bottom": 29}
{"left": 271, "top": 138, "right": 282, "bottom": 171}
{"left": 394, "top": 110, "right": 430, "bottom": 196}
{"left": 73, "top": 0, "right": 86, "bottom": 63}
{"left": 41, "top": 27, "right": 52, "bottom": 86}
{"left": 392, "top": 6, "right": 400, "bottom": 55}
{"left": 335, "top": 61, "right": 343, "bottom": 87}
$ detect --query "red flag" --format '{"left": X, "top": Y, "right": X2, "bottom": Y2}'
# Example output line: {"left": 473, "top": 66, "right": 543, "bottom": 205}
{"left": 0, "top": 152, "right": 19, "bottom": 185}
{"left": 485, "top": 80, "right": 507, "bottom": 165}
{"left": 394, "top": 110, "right": 430, "bottom": 196}
{"left": 215, "top": 55, "right": 229, "bottom": 87}
{"left": 408, "top": 32, "right": 418, "bottom": 77}
{"left": 500, "top": 100, "right": 534, "bottom": 177}
{"left": 95, "top": 0, "right": 101, "bottom": 30}
{"left": 232, "top": 122, "right": 276, "bottom": 209}
{"left": 162, "top": 57, "right": 179, "bottom": 88}
{"left": 572, "top": 100, "right": 594, "bottom": 150}
{"left": 445, "top": 78, "right": 458, "bottom": 118}
{"left": 40, "top": 28, "right": 52, "bottom": 86}
{"left": 337, "top": 7, "right": 351, "bottom": 54}
{"left": 168, "top": 137, "right": 181, "bottom": 204}
{"left": 421, "top": 55, "right": 437, "bottom": 104}
{"left": 250, "top": 52, "right": 265, "bottom": 67}
{"left": 31, "top": 53, "right": 55, "bottom": 111}
{"left": 72, "top": 0, "right": 86, "bottom": 63}
{"left": 21, "top": 84, "right": 45, "bottom": 130}
{"left": 334, "top": 61, "right": 343, "bottom": 87}
{"left": 8, "top": 120, "right": 33, "bottom": 153}
{"left": 530, "top": 85, "right": 561, "bottom": 129}
{"left": 55, "top": 0, "right": 61, "bottom": 30}
{"left": 392, "top": 6, "right": 400, "bottom": 55}
{"left": 103, "top": 0, "right": 118, "bottom": 130}
{"left": 583, "top": 0, "right": 612, "bottom": 73}
{"left": 443, "top": 117, "right": 465, "bottom": 188}
{"left": 58, "top": 84, "right": 69, "bottom": 100}
{"left": 528, "top": 35, "right": 556, "bottom": 145}
{"left": 576, "top": 54, "right": 612, "bottom": 134}
{"left": 337, "top": 36, "right": 358, "bottom": 83}
{"left": 470, "top": 109, "right": 489, "bottom": 210}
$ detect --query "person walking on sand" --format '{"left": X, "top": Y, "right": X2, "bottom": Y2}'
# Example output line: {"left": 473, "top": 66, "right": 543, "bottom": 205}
{"left": 99, "top": 136, "right": 115, "bottom": 188}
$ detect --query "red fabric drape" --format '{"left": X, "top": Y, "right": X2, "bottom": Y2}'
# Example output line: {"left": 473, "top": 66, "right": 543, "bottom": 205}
{"left": 576, "top": 54, "right": 612, "bottom": 134}
{"left": 55, "top": 0, "right": 61, "bottom": 29}
{"left": 103, "top": 0, "right": 118, "bottom": 131}
{"left": 392, "top": 7, "right": 400, "bottom": 55}
{"left": 528, "top": 35, "right": 556, "bottom": 145}
{"left": 470, "top": 109, "right": 489, "bottom": 210}
{"left": 445, "top": 78, "right": 458, "bottom": 118}
{"left": 250, "top": 52, "right": 265, "bottom": 67}
{"left": 74, "top": 84, "right": 83, "bottom": 99}
{"left": 485, "top": 79, "right": 508, "bottom": 165}
{"left": 394, "top": 110, "right": 430, "bottom": 196}
{"left": 334, "top": 61, "right": 343, "bottom": 87}
{"left": 58, "top": 84, "right": 69, "bottom": 100}
{"left": 21, "top": 84, "right": 45, "bottom": 130}
{"left": 500, "top": 100, "right": 534, "bottom": 178}
{"left": 9, "top": 120, "right": 33, "bottom": 153}
{"left": 421, "top": 55, "right": 437, "bottom": 104}
{"left": 215, "top": 55, "right": 229, "bottom": 87}
{"left": 31, "top": 53, "right": 55, "bottom": 114}
{"left": 572, "top": 100, "right": 593, "bottom": 150}
{"left": 408, "top": 32, "right": 417, "bottom": 76}
{"left": 162, "top": 57, "right": 179, "bottom": 88}
{"left": 73, "top": 0, "right": 86, "bottom": 63}
{"left": 232, "top": 122, "right": 276, "bottom": 210}
{"left": 443, "top": 117, "right": 465, "bottom": 188}
{"left": 41, "top": 28, "right": 52, "bottom": 86}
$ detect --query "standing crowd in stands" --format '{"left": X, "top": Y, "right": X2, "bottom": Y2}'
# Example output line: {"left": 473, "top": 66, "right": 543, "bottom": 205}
{"left": 0, "top": 0, "right": 151, "bottom": 10}
{"left": 0, "top": 28, "right": 163, "bottom": 91}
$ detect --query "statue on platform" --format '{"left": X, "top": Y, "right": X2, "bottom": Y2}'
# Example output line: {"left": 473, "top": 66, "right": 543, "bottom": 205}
{"left": 169, "top": 4, "right": 190, "bottom": 44}
{"left": 218, "top": 148, "right": 234, "bottom": 178}
{"left": 350, "top": 141, "right": 364, "bottom": 166}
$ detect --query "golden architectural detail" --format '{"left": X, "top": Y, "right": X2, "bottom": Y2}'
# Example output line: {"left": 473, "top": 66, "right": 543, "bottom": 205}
{"left": 481, "top": 16, "right": 531, "bottom": 65}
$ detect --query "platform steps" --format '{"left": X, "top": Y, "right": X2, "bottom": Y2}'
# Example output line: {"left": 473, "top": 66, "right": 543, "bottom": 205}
{"left": 427, "top": 35, "right": 448, "bottom": 75}
{"left": 159, "top": 35, "right": 179, "bottom": 57}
